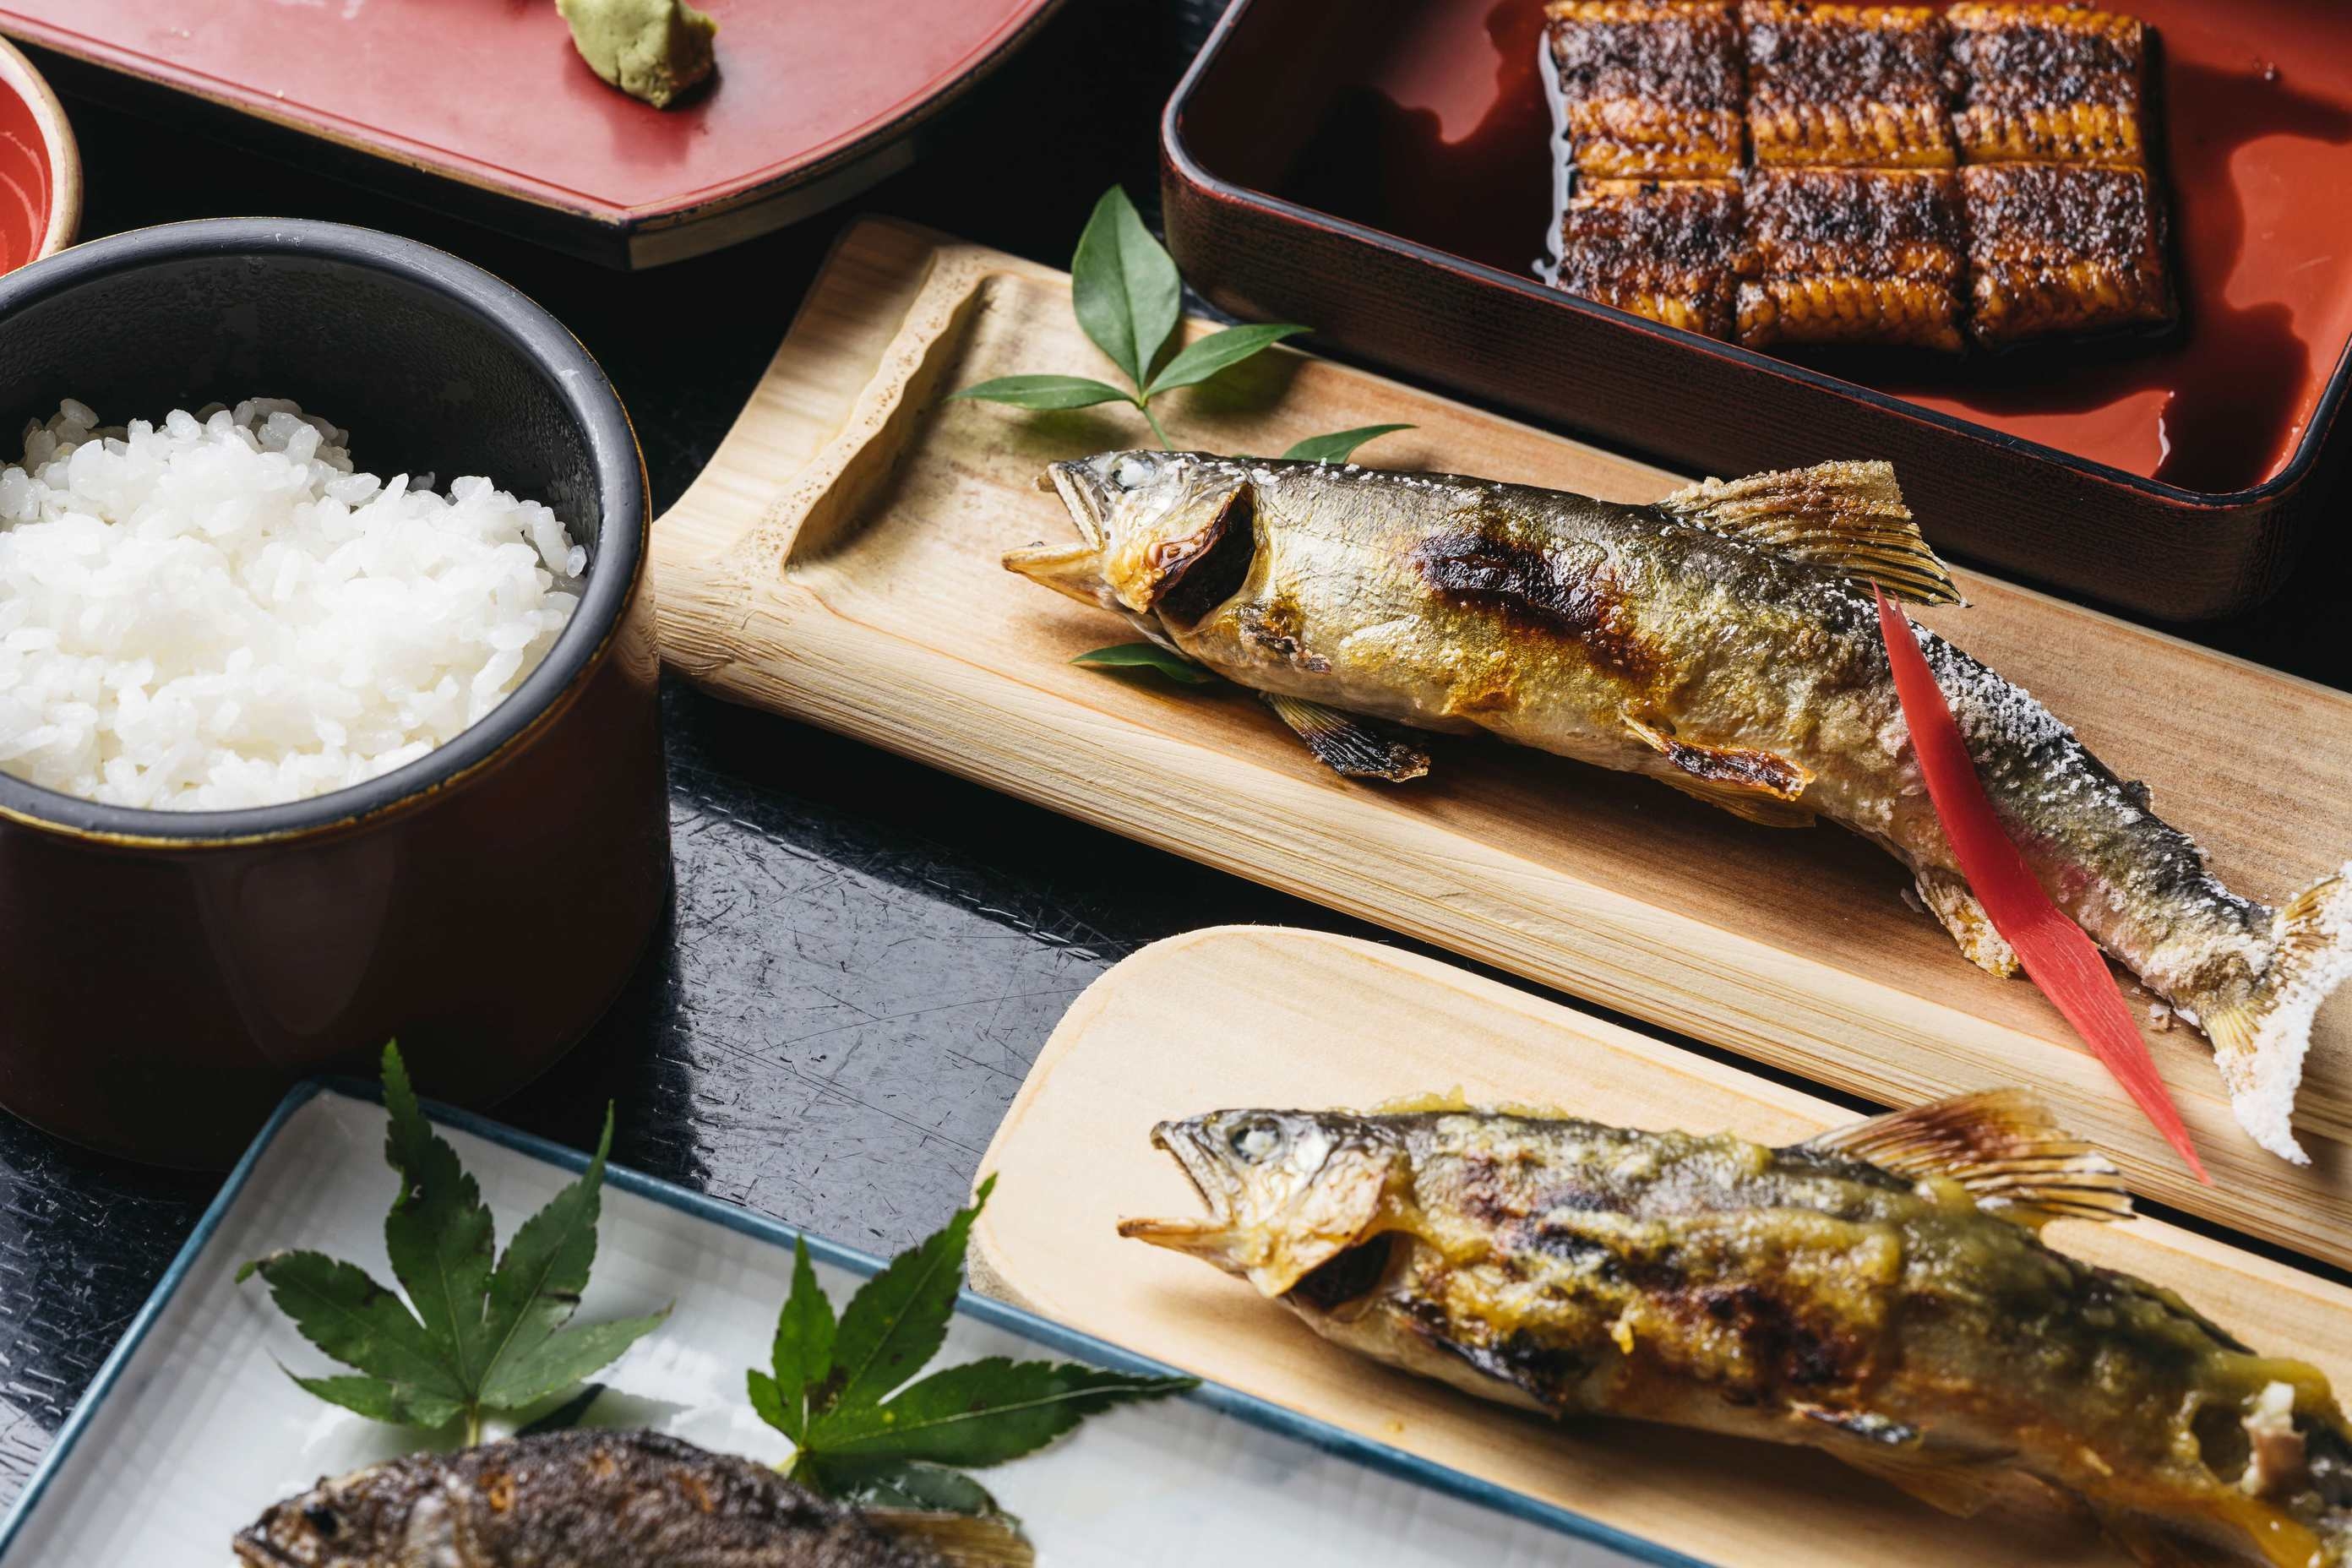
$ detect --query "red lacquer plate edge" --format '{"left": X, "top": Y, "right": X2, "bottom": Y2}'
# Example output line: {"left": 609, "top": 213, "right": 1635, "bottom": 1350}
{"left": 0, "top": 1, "right": 1063, "bottom": 262}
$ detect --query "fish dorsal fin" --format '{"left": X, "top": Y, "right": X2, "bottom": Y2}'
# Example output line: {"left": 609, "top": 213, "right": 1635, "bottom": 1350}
{"left": 1655, "top": 460, "right": 1963, "bottom": 607}
{"left": 1799, "top": 1091, "right": 2133, "bottom": 1228}
{"left": 868, "top": 1511, "right": 1037, "bottom": 1567}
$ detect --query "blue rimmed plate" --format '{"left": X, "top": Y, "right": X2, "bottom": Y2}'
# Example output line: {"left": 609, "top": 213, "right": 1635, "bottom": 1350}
{"left": 0, "top": 1081, "right": 1670, "bottom": 1565}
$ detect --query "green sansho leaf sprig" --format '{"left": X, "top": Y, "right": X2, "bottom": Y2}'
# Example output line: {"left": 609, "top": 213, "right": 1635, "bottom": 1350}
{"left": 1069, "top": 642, "right": 1217, "bottom": 685}
{"left": 239, "top": 1043, "right": 670, "bottom": 1446}
{"left": 950, "top": 186, "right": 1413, "bottom": 464}
{"left": 750, "top": 1174, "right": 1195, "bottom": 1516}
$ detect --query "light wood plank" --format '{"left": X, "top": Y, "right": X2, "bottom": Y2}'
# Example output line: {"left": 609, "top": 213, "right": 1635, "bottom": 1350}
{"left": 970, "top": 926, "right": 2352, "bottom": 1568}
{"left": 653, "top": 216, "right": 2352, "bottom": 1266}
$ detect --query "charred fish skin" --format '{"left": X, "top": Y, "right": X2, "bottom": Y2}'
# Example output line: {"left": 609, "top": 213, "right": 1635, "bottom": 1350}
{"left": 1121, "top": 1098, "right": 2352, "bottom": 1567}
{"left": 231, "top": 1429, "right": 950, "bottom": 1568}
{"left": 1006, "top": 452, "right": 2352, "bottom": 1162}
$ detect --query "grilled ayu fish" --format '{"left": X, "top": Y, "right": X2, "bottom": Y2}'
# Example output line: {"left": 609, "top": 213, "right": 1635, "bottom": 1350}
{"left": 232, "top": 1429, "right": 1027, "bottom": 1568}
{"left": 1121, "top": 1093, "right": 2352, "bottom": 1566}
{"left": 1004, "top": 453, "right": 2352, "bottom": 1162}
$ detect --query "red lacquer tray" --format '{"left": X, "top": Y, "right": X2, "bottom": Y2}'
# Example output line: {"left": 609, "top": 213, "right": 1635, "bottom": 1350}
{"left": 0, "top": 0, "right": 1064, "bottom": 269}
{"left": 1163, "top": 0, "right": 2352, "bottom": 620}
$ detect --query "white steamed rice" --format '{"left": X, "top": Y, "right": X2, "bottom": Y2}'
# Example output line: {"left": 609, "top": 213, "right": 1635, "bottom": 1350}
{"left": 0, "top": 398, "right": 587, "bottom": 811}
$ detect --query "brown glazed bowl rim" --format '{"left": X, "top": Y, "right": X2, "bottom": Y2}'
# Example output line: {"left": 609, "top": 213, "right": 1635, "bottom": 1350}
{"left": 0, "top": 218, "right": 647, "bottom": 849}
{"left": 1158, "top": 0, "right": 2352, "bottom": 514}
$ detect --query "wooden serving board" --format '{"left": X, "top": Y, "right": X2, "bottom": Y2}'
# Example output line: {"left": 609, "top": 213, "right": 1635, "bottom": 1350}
{"left": 969, "top": 927, "right": 2352, "bottom": 1568}
{"left": 654, "top": 217, "right": 2352, "bottom": 1265}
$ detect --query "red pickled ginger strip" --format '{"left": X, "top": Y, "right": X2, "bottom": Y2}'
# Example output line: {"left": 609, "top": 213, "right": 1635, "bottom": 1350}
{"left": 1874, "top": 588, "right": 2207, "bottom": 1183}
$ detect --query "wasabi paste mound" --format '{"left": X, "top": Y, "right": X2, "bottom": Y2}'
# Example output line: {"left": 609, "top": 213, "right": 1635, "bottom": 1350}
{"left": 558, "top": 0, "right": 717, "bottom": 109}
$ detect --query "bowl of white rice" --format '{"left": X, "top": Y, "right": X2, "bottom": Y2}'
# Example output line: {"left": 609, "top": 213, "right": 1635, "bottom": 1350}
{"left": 0, "top": 219, "right": 669, "bottom": 1167}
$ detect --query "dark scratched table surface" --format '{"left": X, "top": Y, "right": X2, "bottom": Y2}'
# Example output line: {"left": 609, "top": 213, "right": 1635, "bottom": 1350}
{"left": 2, "top": 0, "right": 2348, "bottom": 1504}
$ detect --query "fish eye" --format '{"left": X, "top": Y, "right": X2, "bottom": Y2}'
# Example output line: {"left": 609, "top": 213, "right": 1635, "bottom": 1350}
{"left": 302, "top": 1503, "right": 340, "bottom": 1537}
{"left": 1228, "top": 1117, "right": 1284, "bottom": 1162}
{"left": 1111, "top": 455, "right": 1154, "bottom": 491}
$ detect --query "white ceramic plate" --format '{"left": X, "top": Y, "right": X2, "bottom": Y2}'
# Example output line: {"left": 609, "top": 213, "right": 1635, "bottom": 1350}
{"left": 0, "top": 1082, "right": 1673, "bottom": 1565}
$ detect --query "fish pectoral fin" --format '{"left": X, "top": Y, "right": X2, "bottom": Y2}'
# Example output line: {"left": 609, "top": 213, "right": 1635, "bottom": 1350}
{"left": 2081, "top": 1501, "right": 2230, "bottom": 1568}
{"left": 1916, "top": 869, "right": 2021, "bottom": 978}
{"left": 1264, "top": 694, "right": 1431, "bottom": 782}
{"left": 1620, "top": 708, "right": 1816, "bottom": 828}
{"left": 1798, "top": 1091, "right": 2134, "bottom": 1229}
{"left": 867, "top": 1510, "right": 1037, "bottom": 1567}
{"left": 1656, "top": 460, "right": 1963, "bottom": 607}
{"left": 1829, "top": 1445, "right": 2011, "bottom": 1520}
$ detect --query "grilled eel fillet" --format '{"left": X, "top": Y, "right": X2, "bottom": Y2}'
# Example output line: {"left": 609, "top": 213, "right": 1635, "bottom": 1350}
{"left": 1559, "top": 177, "right": 1747, "bottom": 337}
{"left": 1739, "top": 166, "right": 1968, "bottom": 351}
{"left": 1742, "top": 1, "right": 1958, "bottom": 169}
{"left": 1949, "top": 1, "right": 2148, "bottom": 168}
{"left": 1546, "top": 0, "right": 1746, "bottom": 180}
{"left": 1962, "top": 161, "right": 2173, "bottom": 346}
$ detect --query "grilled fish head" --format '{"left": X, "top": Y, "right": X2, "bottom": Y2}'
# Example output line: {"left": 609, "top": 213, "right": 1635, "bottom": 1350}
{"left": 234, "top": 1460, "right": 421, "bottom": 1566}
{"left": 1119, "top": 1109, "right": 1405, "bottom": 1300}
{"left": 1006, "top": 453, "right": 1259, "bottom": 627}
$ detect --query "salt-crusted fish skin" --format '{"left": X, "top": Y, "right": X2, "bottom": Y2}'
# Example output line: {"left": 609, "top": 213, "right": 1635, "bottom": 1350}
{"left": 1007, "top": 452, "right": 2351, "bottom": 1160}
{"left": 231, "top": 1429, "right": 1026, "bottom": 1567}
{"left": 1123, "top": 1093, "right": 2352, "bottom": 1566}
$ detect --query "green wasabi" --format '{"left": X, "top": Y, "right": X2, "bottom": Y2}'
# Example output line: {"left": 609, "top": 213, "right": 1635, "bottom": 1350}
{"left": 557, "top": 0, "right": 717, "bottom": 110}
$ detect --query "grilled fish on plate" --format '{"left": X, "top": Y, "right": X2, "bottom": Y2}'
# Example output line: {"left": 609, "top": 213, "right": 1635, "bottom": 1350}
{"left": 1124, "top": 1092, "right": 2352, "bottom": 1566}
{"left": 232, "top": 1429, "right": 1028, "bottom": 1567}
{"left": 1006, "top": 453, "right": 2351, "bottom": 1160}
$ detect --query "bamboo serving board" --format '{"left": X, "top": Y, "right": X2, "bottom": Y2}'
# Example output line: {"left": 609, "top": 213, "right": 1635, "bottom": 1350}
{"left": 969, "top": 927, "right": 2352, "bottom": 1568}
{"left": 654, "top": 217, "right": 2352, "bottom": 1265}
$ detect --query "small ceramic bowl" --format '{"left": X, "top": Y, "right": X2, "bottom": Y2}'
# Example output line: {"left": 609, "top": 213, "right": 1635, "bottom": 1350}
{"left": 0, "top": 36, "right": 79, "bottom": 272}
{"left": 0, "top": 220, "right": 670, "bottom": 1168}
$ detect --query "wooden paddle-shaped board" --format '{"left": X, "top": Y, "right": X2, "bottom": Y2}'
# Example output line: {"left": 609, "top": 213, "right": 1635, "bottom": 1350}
{"left": 969, "top": 926, "right": 2352, "bottom": 1568}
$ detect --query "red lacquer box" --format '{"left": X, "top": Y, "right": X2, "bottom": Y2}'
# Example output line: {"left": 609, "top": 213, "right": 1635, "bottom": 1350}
{"left": 1163, "top": 0, "right": 2352, "bottom": 620}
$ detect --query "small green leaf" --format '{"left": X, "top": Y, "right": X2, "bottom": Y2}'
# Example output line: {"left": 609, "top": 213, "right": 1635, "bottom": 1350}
{"left": 806, "top": 1456, "right": 1006, "bottom": 1516}
{"left": 290, "top": 1372, "right": 462, "bottom": 1430}
{"left": 810, "top": 1358, "right": 1198, "bottom": 1468}
{"left": 1281, "top": 424, "right": 1414, "bottom": 464}
{"left": 516, "top": 1381, "right": 607, "bottom": 1436}
{"left": 379, "top": 1043, "right": 497, "bottom": 1395}
{"left": 243, "top": 1250, "right": 466, "bottom": 1403}
{"left": 477, "top": 1106, "right": 618, "bottom": 1399}
{"left": 479, "top": 1307, "right": 670, "bottom": 1411}
{"left": 1070, "top": 187, "right": 1182, "bottom": 388}
{"left": 759, "top": 1238, "right": 837, "bottom": 1442}
{"left": 946, "top": 374, "right": 1135, "bottom": 411}
{"left": 825, "top": 1176, "right": 994, "bottom": 1418}
{"left": 1143, "top": 323, "right": 1309, "bottom": 398}
{"left": 1070, "top": 644, "right": 1216, "bottom": 685}
{"left": 748, "top": 1369, "right": 792, "bottom": 1437}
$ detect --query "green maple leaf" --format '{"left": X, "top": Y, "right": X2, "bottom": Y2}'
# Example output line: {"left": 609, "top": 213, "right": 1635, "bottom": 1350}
{"left": 751, "top": 1176, "right": 1194, "bottom": 1515}
{"left": 239, "top": 1043, "right": 669, "bottom": 1443}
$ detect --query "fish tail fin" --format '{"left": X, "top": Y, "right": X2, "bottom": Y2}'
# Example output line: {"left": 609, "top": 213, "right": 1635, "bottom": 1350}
{"left": 2202, "top": 863, "right": 2352, "bottom": 1165}
{"left": 1656, "top": 460, "right": 1963, "bottom": 607}
{"left": 868, "top": 1511, "right": 1037, "bottom": 1566}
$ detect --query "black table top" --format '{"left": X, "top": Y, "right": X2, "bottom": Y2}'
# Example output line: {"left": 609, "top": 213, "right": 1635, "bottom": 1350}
{"left": 0, "top": 0, "right": 2344, "bottom": 1504}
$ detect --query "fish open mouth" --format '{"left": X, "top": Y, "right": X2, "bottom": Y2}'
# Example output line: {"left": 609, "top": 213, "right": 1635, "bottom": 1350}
{"left": 1003, "top": 462, "right": 1118, "bottom": 609}
{"left": 1116, "top": 1120, "right": 1239, "bottom": 1255}
{"left": 1039, "top": 460, "right": 1108, "bottom": 549}
{"left": 1118, "top": 1115, "right": 1396, "bottom": 1302}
